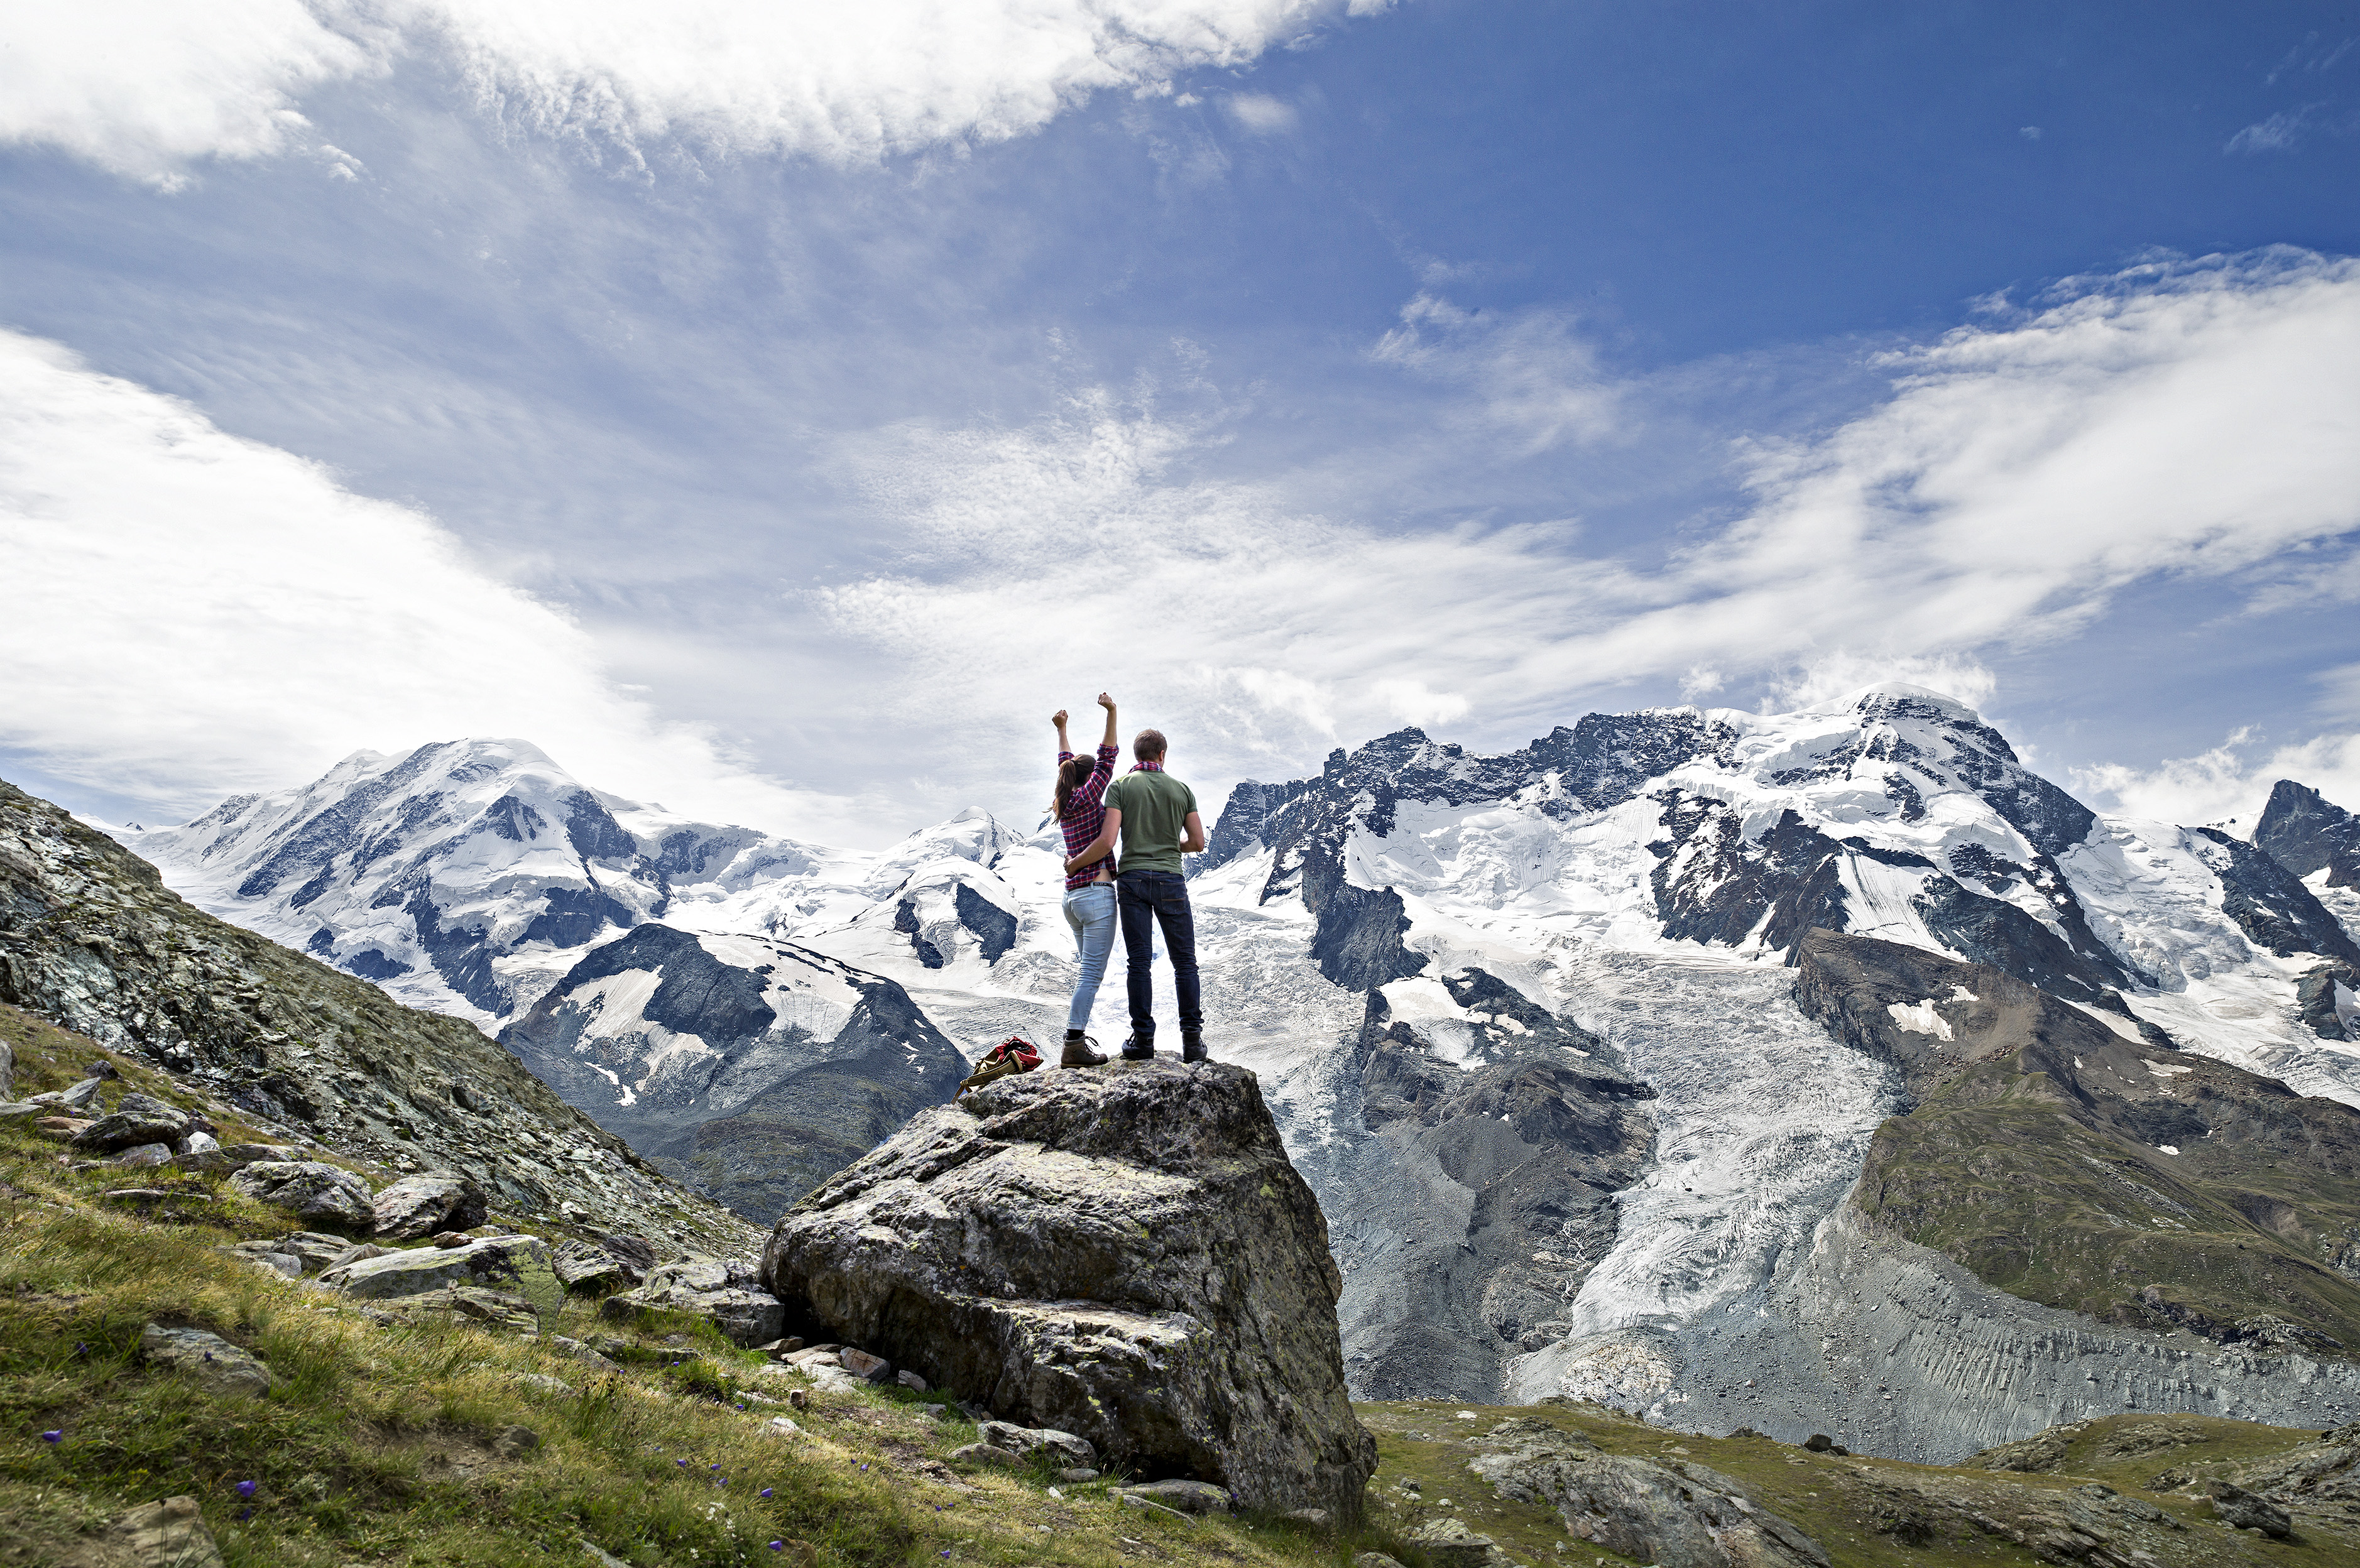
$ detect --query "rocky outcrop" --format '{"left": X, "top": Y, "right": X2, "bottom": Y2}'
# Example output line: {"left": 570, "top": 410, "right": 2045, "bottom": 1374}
{"left": 371, "top": 1170, "right": 489, "bottom": 1239}
{"left": 599, "top": 1256, "right": 785, "bottom": 1346}
{"left": 321, "top": 1234, "right": 561, "bottom": 1316}
{"left": 1465, "top": 1416, "right": 1828, "bottom": 1567}
{"left": 229, "top": 1162, "right": 376, "bottom": 1230}
{"left": 2255, "top": 779, "right": 2360, "bottom": 889}
{"left": 0, "top": 775, "right": 748, "bottom": 1251}
{"left": 2192, "top": 827, "right": 2360, "bottom": 964}
{"left": 762, "top": 1059, "right": 1377, "bottom": 1520}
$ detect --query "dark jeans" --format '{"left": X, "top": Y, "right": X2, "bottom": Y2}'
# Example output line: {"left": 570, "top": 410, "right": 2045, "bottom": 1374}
{"left": 1118, "top": 869, "right": 1201, "bottom": 1038}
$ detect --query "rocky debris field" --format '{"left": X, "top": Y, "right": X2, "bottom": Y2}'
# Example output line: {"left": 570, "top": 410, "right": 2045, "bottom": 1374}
{"left": 764, "top": 1056, "right": 1379, "bottom": 1522}
{"left": 0, "top": 776, "right": 753, "bottom": 1252}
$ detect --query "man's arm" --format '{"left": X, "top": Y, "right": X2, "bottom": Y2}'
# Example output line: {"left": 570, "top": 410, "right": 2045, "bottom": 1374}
{"left": 1067, "top": 807, "right": 1120, "bottom": 876}
{"left": 1181, "top": 810, "right": 1206, "bottom": 855}
{"left": 1097, "top": 690, "right": 1117, "bottom": 750}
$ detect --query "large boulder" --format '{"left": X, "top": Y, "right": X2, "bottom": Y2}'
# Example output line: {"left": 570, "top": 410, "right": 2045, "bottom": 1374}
{"left": 371, "top": 1170, "right": 488, "bottom": 1239}
{"left": 320, "top": 1234, "right": 560, "bottom": 1317}
{"left": 599, "top": 1256, "right": 785, "bottom": 1347}
{"left": 762, "top": 1059, "right": 1377, "bottom": 1521}
{"left": 227, "top": 1161, "right": 374, "bottom": 1229}
{"left": 71, "top": 1092, "right": 190, "bottom": 1153}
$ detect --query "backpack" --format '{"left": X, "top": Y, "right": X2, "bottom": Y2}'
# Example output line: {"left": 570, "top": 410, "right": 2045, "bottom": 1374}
{"left": 956, "top": 1035, "right": 1043, "bottom": 1096}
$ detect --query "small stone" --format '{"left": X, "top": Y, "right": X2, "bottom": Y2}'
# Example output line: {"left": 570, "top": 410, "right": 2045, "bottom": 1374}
{"left": 72, "top": 1093, "right": 191, "bottom": 1153}
{"left": 1352, "top": 1557, "right": 1407, "bottom": 1568}
{"left": 183, "top": 1130, "right": 221, "bottom": 1153}
{"left": 111, "top": 1141, "right": 175, "bottom": 1167}
{"left": 371, "top": 1171, "right": 490, "bottom": 1240}
{"left": 949, "top": 1443, "right": 1022, "bottom": 1469}
{"left": 434, "top": 1231, "right": 473, "bottom": 1249}
{"left": 839, "top": 1346, "right": 892, "bottom": 1382}
{"left": 59, "top": 1077, "right": 104, "bottom": 1109}
{"left": 141, "top": 1324, "right": 273, "bottom": 1399}
{"left": 519, "top": 1373, "right": 576, "bottom": 1396}
{"left": 1283, "top": 1507, "right": 1331, "bottom": 1529}
{"left": 2204, "top": 1483, "right": 2291, "bottom": 1538}
{"left": 897, "top": 1368, "right": 929, "bottom": 1393}
{"left": 228, "top": 1161, "right": 374, "bottom": 1229}
{"left": 1059, "top": 1467, "right": 1100, "bottom": 1482}
{"left": 757, "top": 1336, "right": 806, "bottom": 1359}
{"left": 100, "top": 1496, "right": 223, "bottom": 1568}
{"left": 548, "top": 1335, "right": 621, "bottom": 1372}
{"left": 1118, "top": 1479, "right": 1230, "bottom": 1515}
{"left": 1803, "top": 1434, "right": 1835, "bottom": 1452}
{"left": 492, "top": 1425, "right": 541, "bottom": 1458}
{"left": 787, "top": 1388, "right": 809, "bottom": 1411}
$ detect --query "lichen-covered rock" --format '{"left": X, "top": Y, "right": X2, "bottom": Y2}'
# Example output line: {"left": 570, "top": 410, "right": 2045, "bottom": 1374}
{"left": 1467, "top": 1417, "right": 1828, "bottom": 1567}
{"left": 72, "top": 1092, "right": 190, "bottom": 1153}
{"left": 140, "top": 1323, "right": 273, "bottom": 1400}
{"left": 1404, "top": 1518, "right": 1515, "bottom": 1568}
{"left": 2204, "top": 1481, "right": 2292, "bottom": 1537}
{"left": 599, "top": 1256, "right": 785, "bottom": 1347}
{"left": 322, "top": 1234, "right": 559, "bottom": 1317}
{"left": 763, "top": 1059, "right": 1377, "bottom": 1521}
{"left": 554, "top": 1240, "right": 645, "bottom": 1293}
{"left": 95, "top": 1494, "right": 225, "bottom": 1567}
{"left": 978, "top": 1420, "right": 1095, "bottom": 1467}
{"left": 371, "top": 1170, "right": 488, "bottom": 1240}
{"left": 228, "top": 1160, "right": 375, "bottom": 1229}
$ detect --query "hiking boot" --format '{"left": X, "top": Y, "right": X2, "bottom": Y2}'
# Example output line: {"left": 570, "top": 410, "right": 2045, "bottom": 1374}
{"left": 1181, "top": 1030, "right": 1208, "bottom": 1064}
{"left": 1061, "top": 1030, "right": 1108, "bottom": 1068}
{"left": 1120, "top": 1033, "right": 1156, "bottom": 1061}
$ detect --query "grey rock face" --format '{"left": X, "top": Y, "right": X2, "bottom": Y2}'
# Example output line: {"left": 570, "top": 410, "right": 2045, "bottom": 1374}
{"left": 1314, "top": 984, "right": 1654, "bottom": 1403}
{"left": 2204, "top": 1481, "right": 2292, "bottom": 1537}
{"left": 0, "top": 775, "right": 748, "bottom": 1251}
{"left": 1466, "top": 1417, "right": 1828, "bottom": 1567}
{"left": 140, "top": 1323, "right": 273, "bottom": 1399}
{"left": 371, "top": 1170, "right": 489, "bottom": 1240}
{"left": 2256, "top": 778, "right": 2360, "bottom": 888}
{"left": 763, "top": 1059, "right": 1377, "bottom": 1521}
{"left": 599, "top": 1256, "right": 785, "bottom": 1347}
{"left": 229, "top": 1161, "right": 375, "bottom": 1229}
{"left": 2192, "top": 827, "right": 2360, "bottom": 964}
{"left": 553, "top": 1241, "right": 645, "bottom": 1293}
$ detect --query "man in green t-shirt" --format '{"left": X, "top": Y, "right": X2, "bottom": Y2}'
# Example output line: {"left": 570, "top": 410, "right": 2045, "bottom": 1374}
{"left": 1063, "top": 726, "right": 1208, "bottom": 1062}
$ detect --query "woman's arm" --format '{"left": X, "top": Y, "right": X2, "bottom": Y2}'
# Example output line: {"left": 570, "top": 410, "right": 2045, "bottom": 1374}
{"left": 1097, "top": 691, "right": 1117, "bottom": 751}
{"left": 1052, "top": 707, "right": 1070, "bottom": 754}
{"left": 1066, "top": 807, "right": 1120, "bottom": 876}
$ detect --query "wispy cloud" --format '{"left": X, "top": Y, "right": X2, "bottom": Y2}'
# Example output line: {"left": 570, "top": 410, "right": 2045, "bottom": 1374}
{"left": 1223, "top": 92, "right": 1299, "bottom": 134}
{"left": 0, "top": 329, "right": 864, "bottom": 835}
{"left": 2226, "top": 102, "right": 2330, "bottom": 153}
{"left": 0, "top": 0, "right": 1373, "bottom": 182}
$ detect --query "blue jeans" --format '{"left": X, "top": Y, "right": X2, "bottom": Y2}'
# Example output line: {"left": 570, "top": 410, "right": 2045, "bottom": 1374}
{"left": 1118, "top": 869, "right": 1201, "bottom": 1038}
{"left": 1063, "top": 882, "right": 1118, "bottom": 1030}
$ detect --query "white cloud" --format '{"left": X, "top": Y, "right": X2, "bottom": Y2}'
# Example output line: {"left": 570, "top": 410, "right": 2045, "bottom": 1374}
{"left": 2019, "top": 126, "right": 2042, "bottom": 141}
{"left": 1372, "top": 292, "right": 1625, "bottom": 453}
{"left": 1223, "top": 92, "right": 1299, "bottom": 133}
{"left": 813, "top": 251, "right": 2360, "bottom": 798}
{"left": 0, "top": 329, "right": 858, "bottom": 835}
{"left": 0, "top": 0, "right": 386, "bottom": 183}
{"left": 2074, "top": 727, "right": 2360, "bottom": 829}
{"left": 0, "top": 0, "right": 1366, "bottom": 180}
{"left": 2226, "top": 104, "right": 2325, "bottom": 154}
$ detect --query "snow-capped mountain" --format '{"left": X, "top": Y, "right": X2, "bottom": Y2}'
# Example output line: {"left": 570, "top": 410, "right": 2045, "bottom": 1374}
{"left": 111, "top": 685, "right": 2360, "bottom": 1459}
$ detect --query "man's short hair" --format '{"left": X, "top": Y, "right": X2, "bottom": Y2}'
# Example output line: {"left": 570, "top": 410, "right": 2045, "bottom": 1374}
{"left": 1134, "top": 728, "right": 1167, "bottom": 761}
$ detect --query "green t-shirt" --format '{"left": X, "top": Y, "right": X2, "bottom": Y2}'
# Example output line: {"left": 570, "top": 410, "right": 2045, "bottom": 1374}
{"left": 1103, "top": 768, "right": 1198, "bottom": 875}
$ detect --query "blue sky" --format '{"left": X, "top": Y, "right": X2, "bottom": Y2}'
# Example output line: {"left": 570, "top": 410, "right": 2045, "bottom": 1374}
{"left": 4, "top": 0, "right": 2359, "bottom": 843}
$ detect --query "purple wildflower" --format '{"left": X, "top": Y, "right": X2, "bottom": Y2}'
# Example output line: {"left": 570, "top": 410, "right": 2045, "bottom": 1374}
{"left": 40, "top": 1430, "right": 62, "bottom": 1444}
{"left": 236, "top": 1481, "right": 256, "bottom": 1498}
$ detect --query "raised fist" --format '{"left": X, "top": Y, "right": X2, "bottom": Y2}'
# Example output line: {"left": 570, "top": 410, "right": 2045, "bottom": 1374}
{"left": 1052, "top": 709, "right": 1069, "bottom": 727}
{"left": 1096, "top": 692, "right": 1115, "bottom": 709}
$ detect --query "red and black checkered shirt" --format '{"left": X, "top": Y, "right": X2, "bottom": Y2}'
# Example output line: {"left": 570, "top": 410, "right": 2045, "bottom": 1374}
{"left": 1056, "top": 744, "right": 1120, "bottom": 890}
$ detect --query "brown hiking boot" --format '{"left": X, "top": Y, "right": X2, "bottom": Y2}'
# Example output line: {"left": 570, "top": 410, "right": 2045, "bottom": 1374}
{"left": 1061, "top": 1031, "right": 1108, "bottom": 1068}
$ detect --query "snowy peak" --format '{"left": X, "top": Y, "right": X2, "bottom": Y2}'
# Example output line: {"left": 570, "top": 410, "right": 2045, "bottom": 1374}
{"left": 2257, "top": 779, "right": 2360, "bottom": 889}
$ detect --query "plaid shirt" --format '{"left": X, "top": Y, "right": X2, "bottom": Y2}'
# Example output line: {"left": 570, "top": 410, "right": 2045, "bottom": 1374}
{"left": 1056, "top": 744, "right": 1120, "bottom": 890}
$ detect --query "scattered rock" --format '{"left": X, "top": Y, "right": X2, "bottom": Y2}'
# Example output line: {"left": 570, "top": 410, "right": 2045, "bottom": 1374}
{"left": 1467, "top": 1416, "right": 1829, "bottom": 1567}
{"left": 1969, "top": 1419, "right": 2090, "bottom": 1474}
{"left": 549, "top": 1334, "right": 622, "bottom": 1372}
{"left": 2205, "top": 1481, "right": 2292, "bottom": 1538}
{"left": 111, "top": 1142, "right": 175, "bottom": 1168}
{"left": 519, "top": 1373, "right": 577, "bottom": 1396}
{"left": 554, "top": 1241, "right": 643, "bottom": 1293}
{"left": 763, "top": 1059, "right": 1376, "bottom": 1520}
{"left": 71, "top": 1093, "right": 191, "bottom": 1153}
{"left": 227, "top": 1161, "right": 374, "bottom": 1229}
{"left": 493, "top": 1424, "right": 542, "bottom": 1459}
{"left": 1801, "top": 1434, "right": 1834, "bottom": 1453}
{"left": 321, "top": 1234, "right": 558, "bottom": 1315}
{"left": 139, "top": 1323, "right": 273, "bottom": 1399}
{"left": 949, "top": 1442, "right": 1022, "bottom": 1469}
{"left": 599, "top": 1256, "right": 785, "bottom": 1347}
{"left": 581, "top": 1542, "right": 631, "bottom": 1568}
{"left": 101, "top": 1189, "right": 175, "bottom": 1207}
{"left": 88, "top": 1494, "right": 225, "bottom": 1567}
{"left": 755, "top": 1336, "right": 805, "bottom": 1358}
{"left": 369, "top": 1169, "right": 489, "bottom": 1240}
{"left": 1406, "top": 1518, "right": 1516, "bottom": 1567}
{"left": 57, "top": 1077, "right": 104, "bottom": 1110}
{"left": 897, "top": 1368, "right": 929, "bottom": 1393}
{"left": 1283, "top": 1507, "right": 1331, "bottom": 1529}
{"left": 433, "top": 1231, "right": 473, "bottom": 1248}
{"left": 171, "top": 1142, "right": 300, "bottom": 1175}
{"left": 979, "top": 1420, "right": 1098, "bottom": 1467}
{"left": 1117, "top": 1479, "right": 1230, "bottom": 1515}
{"left": 839, "top": 1346, "right": 892, "bottom": 1383}
{"left": 33, "top": 1116, "right": 92, "bottom": 1139}
{"left": 1352, "top": 1556, "right": 1407, "bottom": 1568}
{"left": 1059, "top": 1467, "right": 1100, "bottom": 1482}
{"left": 324, "top": 1241, "right": 393, "bottom": 1272}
